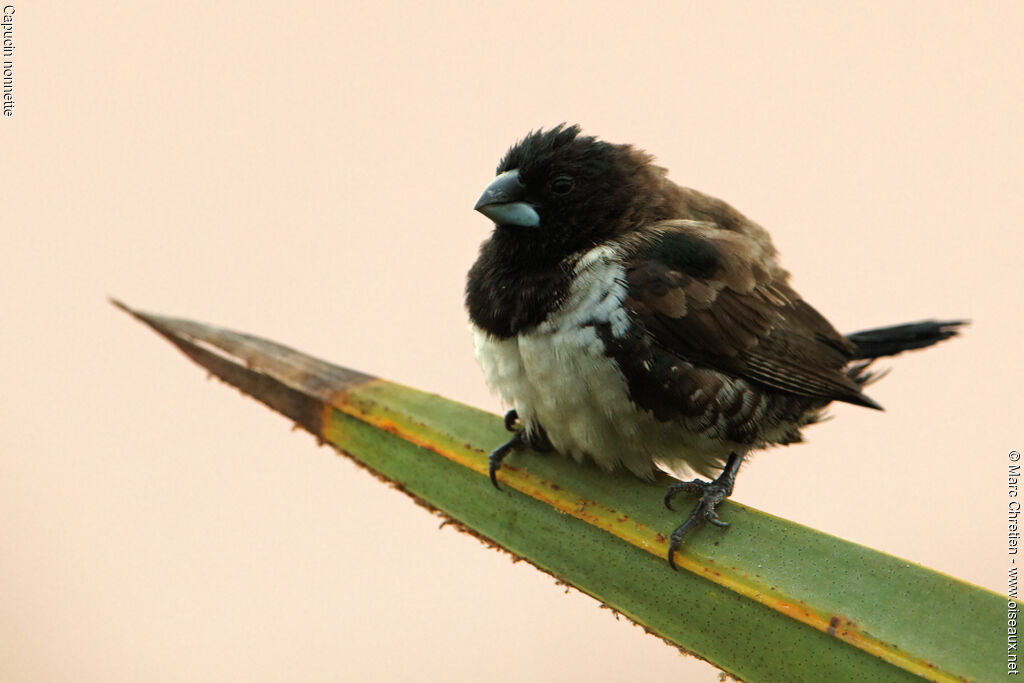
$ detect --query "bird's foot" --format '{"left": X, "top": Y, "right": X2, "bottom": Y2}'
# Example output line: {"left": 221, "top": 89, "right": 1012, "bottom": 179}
{"left": 489, "top": 417, "right": 552, "bottom": 490}
{"left": 663, "top": 452, "right": 744, "bottom": 570}
{"left": 503, "top": 410, "right": 552, "bottom": 450}
{"left": 488, "top": 430, "right": 526, "bottom": 490}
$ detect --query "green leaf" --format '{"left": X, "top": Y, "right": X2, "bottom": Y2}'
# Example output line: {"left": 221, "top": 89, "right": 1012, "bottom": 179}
{"left": 113, "top": 300, "right": 1002, "bottom": 683}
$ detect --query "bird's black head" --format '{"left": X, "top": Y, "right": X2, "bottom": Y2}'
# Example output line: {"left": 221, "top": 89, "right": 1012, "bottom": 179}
{"left": 474, "top": 124, "right": 659, "bottom": 257}
{"left": 467, "top": 125, "right": 668, "bottom": 337}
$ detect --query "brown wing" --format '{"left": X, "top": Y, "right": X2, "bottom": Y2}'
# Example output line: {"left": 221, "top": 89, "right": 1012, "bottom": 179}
{"left": 617, "top": 221, "right": 880, "bottom": 410}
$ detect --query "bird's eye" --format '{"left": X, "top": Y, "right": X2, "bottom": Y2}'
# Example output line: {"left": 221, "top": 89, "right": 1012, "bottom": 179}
{"left": 550, "top": 176, "right": 574, "bottom": 196}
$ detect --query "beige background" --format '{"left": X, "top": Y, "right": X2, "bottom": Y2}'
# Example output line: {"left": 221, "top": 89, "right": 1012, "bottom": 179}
{"left": 3, "top": 2, "right": 1021, "bottom": 681}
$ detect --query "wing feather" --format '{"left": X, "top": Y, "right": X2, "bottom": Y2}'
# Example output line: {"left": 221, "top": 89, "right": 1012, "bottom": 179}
{"left": 618, "top": 222, "right": 879, "bottom": 410}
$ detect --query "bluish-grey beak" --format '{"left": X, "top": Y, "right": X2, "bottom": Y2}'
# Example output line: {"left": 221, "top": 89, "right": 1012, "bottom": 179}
{"left": 473, "top": 169, "right": 541, "bottom": 227}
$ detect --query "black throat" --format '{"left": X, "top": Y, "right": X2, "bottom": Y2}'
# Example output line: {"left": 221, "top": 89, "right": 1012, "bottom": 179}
{"left": 466, "top": 228, "right": 575, "bottom": 339}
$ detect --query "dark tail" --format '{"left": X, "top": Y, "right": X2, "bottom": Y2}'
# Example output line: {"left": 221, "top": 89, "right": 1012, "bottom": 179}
{"left": 846, "top": 319, "right": 967, "bottom": 360}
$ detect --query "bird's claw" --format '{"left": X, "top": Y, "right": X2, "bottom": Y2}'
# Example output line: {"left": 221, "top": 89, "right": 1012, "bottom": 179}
{"left": 663, "top": 479, "right": 705, "bottom": 510}
{"left": 488, "top": 429, "right": 527, "bottom": 490}
{"left": 488, "top": 450, "right": 504, "bottom": 489}
{"left": 664, "top": 453, "right": 743, "bottom": 570}
{"left": 489, "top": 419, "right": 551, "bottom": 490}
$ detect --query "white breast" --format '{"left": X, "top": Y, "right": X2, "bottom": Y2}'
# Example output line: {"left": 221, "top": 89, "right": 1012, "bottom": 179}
{"left": 471, "top": 244, "right": 736, "bottom": 479}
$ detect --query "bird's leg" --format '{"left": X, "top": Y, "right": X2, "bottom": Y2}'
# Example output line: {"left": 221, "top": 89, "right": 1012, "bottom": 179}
{"left": 489, "top": 416, "right": 552, "bottom": 489}
{"left": 663, "top": 452, "right": 745, "bottom": 570}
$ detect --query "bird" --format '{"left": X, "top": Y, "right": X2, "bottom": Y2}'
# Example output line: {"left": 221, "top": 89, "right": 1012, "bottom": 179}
{"left": 465, "top": 124, "right": 963, "bottom": 568}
